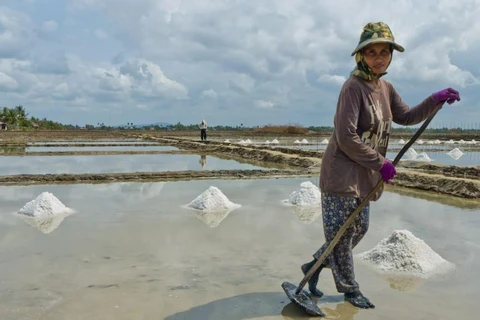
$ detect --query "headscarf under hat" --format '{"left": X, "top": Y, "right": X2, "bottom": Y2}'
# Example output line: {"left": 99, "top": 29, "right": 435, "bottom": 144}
{"left": 350, "top": 22, "right": 404, "bottom": 81}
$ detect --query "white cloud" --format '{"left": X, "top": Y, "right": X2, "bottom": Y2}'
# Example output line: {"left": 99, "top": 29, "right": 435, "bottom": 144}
{"left": 255, "top": 99, "right": 274, "bottom": 109}
{"left": 41, "top": 20, "right": 57, "bottom": 33}
{"left": 0, "top": 72, "right": 18, "bottom": 90}
{"left": 317, "top": 74, "right": 346, "bottom": 86}
{"left": 94, "top": 28, "right": 108, "bottom": 39}
{"left": 201, "top": 89, "right": 218, "bottom": 99}
{"left": 0, "top": 0, "right": 478, "bottom": 126}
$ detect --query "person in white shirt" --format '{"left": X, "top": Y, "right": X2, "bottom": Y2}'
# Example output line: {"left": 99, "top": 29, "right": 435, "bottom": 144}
{"left": 199, "top": 119, "right": 207, "bottom": 141}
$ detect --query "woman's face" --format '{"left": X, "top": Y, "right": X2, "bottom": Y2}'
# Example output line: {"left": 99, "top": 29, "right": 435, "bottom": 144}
{"left": 362, "top": 43, "right": 392, "bottom": 75}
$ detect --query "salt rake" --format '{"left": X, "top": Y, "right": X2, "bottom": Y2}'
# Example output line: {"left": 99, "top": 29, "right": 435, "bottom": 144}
{"left": 281, "top": 101, "right": 445, "bottom": 317}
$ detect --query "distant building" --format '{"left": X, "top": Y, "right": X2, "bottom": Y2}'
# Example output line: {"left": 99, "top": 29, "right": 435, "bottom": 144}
{"left": 0, "top": 121, "right": 7, "bottom": 130}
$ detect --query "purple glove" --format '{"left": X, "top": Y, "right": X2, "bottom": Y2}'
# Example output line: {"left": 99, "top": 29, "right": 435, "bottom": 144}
{"left": 432, "top": 88, "right": 461, "bottom": 105}
{"left": 379, "top": 160, "right": 396, "bottom": 183}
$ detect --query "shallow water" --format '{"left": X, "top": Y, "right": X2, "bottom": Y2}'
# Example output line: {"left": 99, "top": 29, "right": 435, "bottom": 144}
{"left": 24, "top": 146, "right": 179, "bottom": 152}
{"left": 0, "top": 154, "right": 268, "bottom": 175}
{"left": 0, "top": 178, "right": 478, "bottom": 320}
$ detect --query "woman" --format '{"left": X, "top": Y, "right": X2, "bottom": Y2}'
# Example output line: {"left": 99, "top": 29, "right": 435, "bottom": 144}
{"left": 300, "top": 22, "right": 461, "bottom": 309}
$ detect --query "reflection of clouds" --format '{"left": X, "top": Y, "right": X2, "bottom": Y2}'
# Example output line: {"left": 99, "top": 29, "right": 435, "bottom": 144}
{"left": 74, "top": 182, "right": 167, "bottom": 210}
{"left": 18, "top": 210, "right": 73, "bottom": 234}
{"left": 0, "top": 154, "right": 262, "bottom": 175}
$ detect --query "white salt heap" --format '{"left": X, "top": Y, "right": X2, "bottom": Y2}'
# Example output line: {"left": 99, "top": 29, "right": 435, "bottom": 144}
{"left": 270, "top": 139, "right": 279, "bottom": 144}
{"left": 187, "top": 186, "right": 241, "bottom": 212}
{"left": 356, "top": 230, "right": 454, "bottom": 278}
{"left": 320, "top": 139, "right": 329, "bottom": 144}
{"left": 185, "top": 186, "right": 241, "bottom": 228}
{"left": 284, "top": 181, "right": 322, "bottom": 224}
{"left": 17, "top": 192, "right": 74, "bottom": 234}
{"left": 294, "top": 140, "right": 301, "bottom": 144}
{"left": 286, "top": 181, "right": 322, "bottom": 206}
{"left": 413, "top": 152, "right": 433, "bottom": 162}
{"left": 301, "top": 139, "right": 309, "bottom": 144}
{"left": 18, "top": 192, "right": 73, "bottom": 217}
{"left": 404, "top": 147, "right": 418, "bottom": 160}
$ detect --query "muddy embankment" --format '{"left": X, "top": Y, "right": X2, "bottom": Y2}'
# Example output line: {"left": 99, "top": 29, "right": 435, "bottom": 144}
{"left": 0, "top": 169, "right": 309, "bottom": 185}
{"left": 129, "top": 134, "right": 480, "bottom": 199}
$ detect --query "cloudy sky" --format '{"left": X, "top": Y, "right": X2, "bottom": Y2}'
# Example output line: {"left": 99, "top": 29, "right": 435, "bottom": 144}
{"left": 0, "top": 0, "right": 479, "bottom": 127}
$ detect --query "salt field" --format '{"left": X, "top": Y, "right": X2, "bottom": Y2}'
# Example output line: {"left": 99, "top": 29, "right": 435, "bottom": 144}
{"left": 0, "top": 154, "right": 271, "bottom": 175}
{"left": 0, "top": 178, "right": 478, "bottom": 320}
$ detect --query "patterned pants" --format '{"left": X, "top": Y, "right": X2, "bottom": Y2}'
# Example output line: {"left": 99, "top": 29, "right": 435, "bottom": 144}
{"left": 313, "top": 192, "right": 370, "bottom": 293}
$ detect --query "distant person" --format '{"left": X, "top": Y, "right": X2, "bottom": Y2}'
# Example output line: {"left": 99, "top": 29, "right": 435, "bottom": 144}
{"left": 299, "top": 21, "right": 461, "bottom": 310}
{"left": 199, "top": 119, "right": 207, "bottom": 141}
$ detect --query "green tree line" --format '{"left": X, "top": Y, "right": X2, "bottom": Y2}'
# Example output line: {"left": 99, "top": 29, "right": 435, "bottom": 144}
{"left": 0, "top": 105, "right": 65, "bottom": 130}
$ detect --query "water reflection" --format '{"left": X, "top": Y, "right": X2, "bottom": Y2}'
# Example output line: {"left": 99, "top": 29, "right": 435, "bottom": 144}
{"left": 188, "top": 208, "right": 234, "bottom": 228}
{"left": 17, "top": 210, "right": 73, "bottom": 234}
{"left": 164, "top": 291, "right": 356, "bottom": 320}
{"left": 199, "top": 155, "right": 207, "bottom": 169}
{"left": 384, "top": 275, "right": 424, "bottom": 291}
{"left": 290, "top": 206, "right": 322, "bottom": 225}
{"left": 0, "top": 154, "right": 267, "bottom": 175}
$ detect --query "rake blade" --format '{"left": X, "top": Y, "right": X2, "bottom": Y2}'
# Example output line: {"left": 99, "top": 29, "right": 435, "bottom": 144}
{"left": 281, "top": 281, "right": 325, "bottom": 317}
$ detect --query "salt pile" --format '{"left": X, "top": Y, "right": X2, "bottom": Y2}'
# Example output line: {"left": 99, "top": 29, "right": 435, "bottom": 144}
{"left": 294, "top": 140, "right": 301, "bottom": 144}
{"left": 446, "top": 148, "right": 464, "bottom": 160}
{"left": 265, "top": 140, "right": 271, "bottom": 144}
{"left": 283, "top": 181, "right": 322, "bottom": 224}
{"left": 356, "top": 230, "right": 454, "bottom": 278}
{"left": 413, "top": 152, "right": 433, "bottom": 162}
{"left": 17, "top": 192, "right": 74, "bottom": 234}
{"left": 416, "top": 139, "right": 424, "bottom": 144}
{"left": 397, "top": 139, "right": 405, "bottom": 144}
{"left": 286, "top": 181, "right": 321, "bottom": 206}
{"left": 270, "top": 139, "right": 279, "bottom": 144}
{"left": 301, "top": 139, "right": 309, "bottom": 144}
{"left": 244, "top": 139, "right": 252, "bottom": 144}
{"left": 445, "top": 139, "right": 455, "bottom": 144}
{"left": 185, "top": 186, "right": 241, "bottom": 228}
{"left": 404, "top": 148, "right": 418, "bottom": 160}
{"left": 224, "top": 139, "right": 230, "bottom": 143}
{"left": 320, "top": 139, "right": 329, "bottom": 144}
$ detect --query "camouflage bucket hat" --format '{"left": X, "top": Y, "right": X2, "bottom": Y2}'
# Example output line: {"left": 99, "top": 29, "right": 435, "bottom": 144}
{"left": 351, "top": 22, "right": 404, "bottom": 56}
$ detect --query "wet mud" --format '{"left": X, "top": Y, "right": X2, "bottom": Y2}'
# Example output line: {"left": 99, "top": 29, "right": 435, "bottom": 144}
{"left": 0, "top": 169, "right": 310, "bottom": 186}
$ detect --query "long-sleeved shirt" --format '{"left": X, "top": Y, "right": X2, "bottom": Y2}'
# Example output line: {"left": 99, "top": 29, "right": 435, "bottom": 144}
{"left": 319, "top": 75, "right": 439, "bottom": 201}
